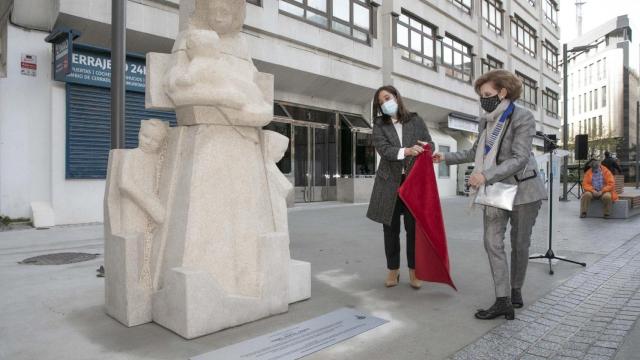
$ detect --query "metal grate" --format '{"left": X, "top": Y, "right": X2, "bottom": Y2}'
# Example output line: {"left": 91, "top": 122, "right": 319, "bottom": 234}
{"left": 19, "top": 252, "right": 100, "bottom": 265}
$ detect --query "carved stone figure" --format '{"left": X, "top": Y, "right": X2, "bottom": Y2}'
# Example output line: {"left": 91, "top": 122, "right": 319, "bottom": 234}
{"left": 105, "top": 0, "right": 311, "bottom": 339}
{"left": 104, "top": 119, "right": 169, "bottom": 326}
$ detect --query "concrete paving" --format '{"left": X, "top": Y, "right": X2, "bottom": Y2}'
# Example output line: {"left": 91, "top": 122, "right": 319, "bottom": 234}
{"left": 0, "top": 197, "right": 639, "bottom": 360}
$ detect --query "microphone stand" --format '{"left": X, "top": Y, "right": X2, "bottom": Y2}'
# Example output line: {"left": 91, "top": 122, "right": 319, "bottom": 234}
{"left": 529, "top": 133, "right": 587, "bottom": 275}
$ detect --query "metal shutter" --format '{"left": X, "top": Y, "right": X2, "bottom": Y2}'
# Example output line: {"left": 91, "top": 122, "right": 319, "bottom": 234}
{"left": 66, "top": 83, "right": 177, "bottom": 179}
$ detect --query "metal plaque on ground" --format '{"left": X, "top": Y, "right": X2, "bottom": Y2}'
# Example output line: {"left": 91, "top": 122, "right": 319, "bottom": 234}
{"left": 191, "top": 308, "right": 388, "bottom": 360}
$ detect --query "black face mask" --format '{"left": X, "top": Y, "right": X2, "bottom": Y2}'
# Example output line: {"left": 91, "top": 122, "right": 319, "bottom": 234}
{"left": 480, "top": 94, "right": 501, "bottom": 113}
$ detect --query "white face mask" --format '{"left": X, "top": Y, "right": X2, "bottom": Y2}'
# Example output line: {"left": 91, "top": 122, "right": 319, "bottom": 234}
{"left": 381, "top": 99, "right": 398, "bottom": 116}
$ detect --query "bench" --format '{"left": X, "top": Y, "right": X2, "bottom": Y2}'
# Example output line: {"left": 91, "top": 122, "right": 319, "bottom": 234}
{"left": 585, "top": 198, "right": 640, "bottom": 219}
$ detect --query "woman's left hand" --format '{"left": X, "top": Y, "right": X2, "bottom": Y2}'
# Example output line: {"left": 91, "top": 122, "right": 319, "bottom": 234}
{"left": 469, "top": 173, "right": 486, "bottom": 188}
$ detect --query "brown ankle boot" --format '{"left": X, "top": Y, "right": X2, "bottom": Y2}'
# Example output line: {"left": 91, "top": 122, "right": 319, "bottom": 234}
{"left": 385, "top": 269, "right": 399, "bottom": 287}
{"left": 409, "top": 269, "right": 422, "bottom": 289}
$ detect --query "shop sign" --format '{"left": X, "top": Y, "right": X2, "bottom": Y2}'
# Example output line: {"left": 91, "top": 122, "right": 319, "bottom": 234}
{"left": 448, "top": 116, "right": 479, "bottom": 134}
{"left": 45, "top": 28, "right": 81, "bottom": 81}
{"left": 61, "top": 45, "right": 146, "bottom": 92}
{"left": 21, "top": 54, "right": 37, "bottom": 77}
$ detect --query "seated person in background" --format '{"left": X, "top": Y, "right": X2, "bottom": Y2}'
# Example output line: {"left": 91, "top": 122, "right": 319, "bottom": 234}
{"left": 602, "top": 151, "right": 623, "bottom": 175}
{"left": 580, "top": 160, "right": 619, "bottom": 218}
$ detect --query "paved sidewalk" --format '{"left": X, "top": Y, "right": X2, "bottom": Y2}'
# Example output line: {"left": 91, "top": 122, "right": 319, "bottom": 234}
{"left": 453, "top": 233, "right": 640, "bottom": 360}
{"left": 1, "top": 197, "right": 639, "bottom": 360}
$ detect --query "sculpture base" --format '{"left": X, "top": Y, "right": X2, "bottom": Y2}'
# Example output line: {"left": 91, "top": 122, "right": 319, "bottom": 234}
{"left": 104, "top": 234, "right": 153, "bottom": 327}
{"left": 151, "top": 257, "right": 310, "bottom": 339}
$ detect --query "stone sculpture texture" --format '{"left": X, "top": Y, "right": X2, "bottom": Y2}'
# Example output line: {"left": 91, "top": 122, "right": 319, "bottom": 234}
{"left": 104, "top": 0, "right": 311, "bottom": 339}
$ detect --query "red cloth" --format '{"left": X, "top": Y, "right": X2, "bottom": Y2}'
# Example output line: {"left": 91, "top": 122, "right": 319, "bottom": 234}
{"left": 398, "top": 145, "right": 457, "bottom": 290}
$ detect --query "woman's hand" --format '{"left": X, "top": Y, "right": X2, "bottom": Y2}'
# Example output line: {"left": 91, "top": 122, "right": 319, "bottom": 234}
{"left": 404, "top": 145, "right": 424, "bottom": 157}
{"left": 469, "top": 173, "right": 486, "bottom": 188}
{"left": 432, "top": 153, "right": 444, "bottom": 164}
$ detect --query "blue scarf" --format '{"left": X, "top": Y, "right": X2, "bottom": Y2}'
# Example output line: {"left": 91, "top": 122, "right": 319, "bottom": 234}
{"left": 592, "top": 167, "right": 604, "bottom": 192}
{"left": 484, "top": 102, "right": 515, "bottom": 155}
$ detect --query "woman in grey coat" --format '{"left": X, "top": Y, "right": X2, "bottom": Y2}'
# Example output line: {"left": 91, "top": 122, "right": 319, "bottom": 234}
{"left": 432, "top": 70, "right": 546, "bottom": 320}
{"left": 366, "top": 85, "right": 433, "bottom": 289}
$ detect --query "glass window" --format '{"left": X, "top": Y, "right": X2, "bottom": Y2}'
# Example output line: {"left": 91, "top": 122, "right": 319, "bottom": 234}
{"left": 542, "top": 40, "right": 558, "bottom": 72}
{"left": 340, "top": 119, "right": 353, "bottom": 177}
{"left": 333, "top": 0, "right": 349, "bottom": 20}
{"left": 481, "top": 56, "right": 503, "bottom": 74}
{"left": 589, "top": 90, "right": 593, "bottom": 111}
{"left": 516, "top": 71, "right": 537, "bottom": 109}
{"left": 279, "top": 0, "right": 374, "bottom": 44}
{"left": 594, "top": 89, "right": 598, "bottom": 109}
{"left": 344, "top": 114, "right": 371, "bottom": 129}
{"left": 511, "top": 15, "right": 537, "bottom": 57}
{"left": 602, "top": 86, "right": 607, "bottom": 106}
{"left": 439, "top": 145, "right": 451, "bottom": 178}
{"left": 598, "top": 116, "right": 603, "bottom": 137}
{"left": 603, "top": 57, "right": 607, "bottom": 78}
{"left": 355, "top": 132, "right": 375, "bottom": 175}
{"left": 395, "top": 12, "right": 437, "bottom": 69}
{"left": 340, "top": 114, "right": 373, "bottom": 177}
{"left": 578, "top": 69, "right": 581, "bottom": 88}
{"left": 440, "top": 33, "right": 473, "bottom": 83}
{"left": 597, "top": 60, "right": 602, "bottom": 80}
{"left": 570, "top": 73, "right": 574, "bottom": 90}
{"left": 543, "top": 0, "right": 558, "bottom": 28}
{"left": 578, "top": 94, "right": 582, "bottom": 114}
{"left": 482, "top": 0, "right": 503, "bottom": 34}
{"left": 450, "top": 0, "right": 472, "bottom": 14}
{"left": 542, "top": 88, "right": 558, "bottom": 118}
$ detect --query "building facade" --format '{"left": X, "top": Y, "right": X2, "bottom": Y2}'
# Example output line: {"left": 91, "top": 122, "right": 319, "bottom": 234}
{"left": 0, "top": 0, "right": 560, "bottom": 225}
{"left": 563, "top": 15, "right": 639, "bottom": 178}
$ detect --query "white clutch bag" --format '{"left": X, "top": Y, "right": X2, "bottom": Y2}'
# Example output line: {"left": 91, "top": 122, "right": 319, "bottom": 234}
{"left": 474, "top": 165, "right": 528, "bottom": 211}
{"left": 474, "top": 182, "right": 518, "bottom": 211}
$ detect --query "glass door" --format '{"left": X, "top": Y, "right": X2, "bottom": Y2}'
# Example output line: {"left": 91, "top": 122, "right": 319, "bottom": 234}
{"left": 293, "top": 124, "right": 331, "bottom": 202}
{"left": 310, "top": 127, "right": 330, "bottom": 201}
{"left": 293, "top": 126, "right": 310, "bottom": 203}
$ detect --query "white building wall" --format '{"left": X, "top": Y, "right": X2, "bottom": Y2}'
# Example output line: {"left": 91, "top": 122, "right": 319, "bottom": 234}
{"left": 0, "top": 25, "right": 53, "bottom": 219}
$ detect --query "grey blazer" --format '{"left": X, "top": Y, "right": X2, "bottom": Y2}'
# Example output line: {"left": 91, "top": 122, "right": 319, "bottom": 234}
{"left": 366, "top": 114, "right": 433, "bottom": 226}
{"left": 444, "top": 103, "right": 547, "bottom": 206}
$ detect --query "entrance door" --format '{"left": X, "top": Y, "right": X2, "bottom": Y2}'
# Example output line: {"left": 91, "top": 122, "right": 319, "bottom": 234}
{"left": 293, "top": 124, "right": 330, "bottom": 202}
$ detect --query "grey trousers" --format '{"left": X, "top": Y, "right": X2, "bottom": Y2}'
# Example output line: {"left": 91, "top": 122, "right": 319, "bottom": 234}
{"left": 483, "top": 200, "right": 542, "bottom": 298}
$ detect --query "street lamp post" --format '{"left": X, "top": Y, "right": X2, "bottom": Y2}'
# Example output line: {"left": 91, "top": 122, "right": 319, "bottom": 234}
{"left": 636, "top": 100, "right": 639, "bottom": 189}
{"left": 562, "top": 44, "right": 569, "bottom": 201}
{"left": 111, "top": 0, "right": 126, "bottom": 150}
{"left": 561, "top": 43, "right": 599, "bottom": 201}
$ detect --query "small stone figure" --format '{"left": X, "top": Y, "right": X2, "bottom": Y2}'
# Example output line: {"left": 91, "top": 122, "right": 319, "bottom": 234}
{"left": 117, "top": 120, "right": 169, "bottom": 287}
{"left": 263, "top": 130, "right": 293, "bottom": 234}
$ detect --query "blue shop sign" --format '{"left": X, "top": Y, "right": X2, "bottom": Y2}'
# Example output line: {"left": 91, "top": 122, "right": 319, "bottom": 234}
{"left": 60, "top": 45, "right": 147, "bottom": 92}
{"left": 45, "top": 28, "right": 81, "bottom": 81}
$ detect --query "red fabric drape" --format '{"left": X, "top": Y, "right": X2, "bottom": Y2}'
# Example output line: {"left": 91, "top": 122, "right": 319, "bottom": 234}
{"left": 398, "top": 145, "right": 457, "bottom": 290}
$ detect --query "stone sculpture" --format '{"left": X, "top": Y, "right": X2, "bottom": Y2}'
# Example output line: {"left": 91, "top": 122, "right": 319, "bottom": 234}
{"left": 104, "top": 119, "right": 169, "bottom": 326}
{"left": 104, "top": 0, "right": 311, "bottom": 339}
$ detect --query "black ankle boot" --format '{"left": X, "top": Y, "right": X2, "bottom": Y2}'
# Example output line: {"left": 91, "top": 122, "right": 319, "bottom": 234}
{"left": 511, "top": 288, "right": 523, "bottom": 308}
{"left": 475, "top": 297, "right": 515, "bottom": 320}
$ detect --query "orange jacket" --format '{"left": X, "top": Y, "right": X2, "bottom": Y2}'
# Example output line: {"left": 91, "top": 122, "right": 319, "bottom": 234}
{"left": 583, "top": 165, "right": 619, "bottom": 201}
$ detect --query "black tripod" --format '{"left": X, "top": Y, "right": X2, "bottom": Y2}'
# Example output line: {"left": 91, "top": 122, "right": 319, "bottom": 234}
{"left": 566, "top": 161, "right": 583, "bottom": 199}
{"left": 529, "top": 137, "right": 586, "bottom": 275}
